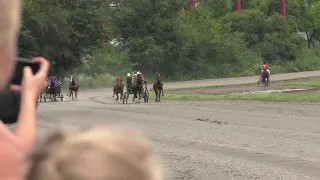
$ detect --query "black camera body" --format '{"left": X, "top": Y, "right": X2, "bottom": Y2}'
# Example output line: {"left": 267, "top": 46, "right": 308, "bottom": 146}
{"left": 0, "top": 58, "right": 40, "bottom": 124}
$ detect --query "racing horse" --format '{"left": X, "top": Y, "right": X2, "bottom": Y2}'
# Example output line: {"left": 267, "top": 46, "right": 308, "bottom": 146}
{"left": 260, "top": 69, "right": 270, "bottom": 87}
{"left": 48, "top": 76, "right": 59, "bottom": 101}
{"left": 132, "top": 74, "right": 144, "bottom": 102}
{"left": 153, "top": 72, "right": 164, "bottom": 102}
{"left": 68, "top": 76, "right": 79, "bottom": 100}
{"left": 112, "top": 75, "right": 124, "bottom": 101}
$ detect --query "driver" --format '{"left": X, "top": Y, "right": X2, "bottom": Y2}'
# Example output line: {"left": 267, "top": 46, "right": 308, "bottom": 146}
{"left": 126, "top": 73, "right": 132, "bottom": 91}
{"left": 261, "top": 61, "right": 270, "bottom": 77}
{"left": 137, "top": 71, "right": 144, "bottom": 82}
{"left": 55, "top": 77, "right": 62, "bottom": 86}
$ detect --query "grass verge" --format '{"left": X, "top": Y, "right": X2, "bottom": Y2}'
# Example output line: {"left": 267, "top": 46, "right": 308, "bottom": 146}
{"left": 167, "top": 76, "right": 320, "bottom": 91}
{"left": 153, "top": 93, "right": 320, "bottom": 102}
{"left": 279, "top": 79, "right": 320, "bottom": 87}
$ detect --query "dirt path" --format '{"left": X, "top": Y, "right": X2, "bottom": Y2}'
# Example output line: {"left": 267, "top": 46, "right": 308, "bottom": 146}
{"left": 162, "top": 70, "right": 320, "bottom": 89}
{"left": 11, "top": 71, "right": 320, "bottom": 180}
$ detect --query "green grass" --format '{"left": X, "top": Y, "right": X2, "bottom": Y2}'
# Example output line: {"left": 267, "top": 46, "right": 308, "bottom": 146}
{"left": 152, "top": 93, "right": 320, "bottom": 102}
{"left": 167, "top": 76, "right": 320, "bottom": 91}
{"left": 279, "top": 78, "right": 320, "bottom": 87}
{"left": 167, "top": 84, "right": 250, "bottom": 91}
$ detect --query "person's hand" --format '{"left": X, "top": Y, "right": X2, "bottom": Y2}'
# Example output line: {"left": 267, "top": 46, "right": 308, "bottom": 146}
{"left": 11, "top": 57, "right": 49, "bottom": 101}
{"left": 0, "top": 57, "right": 49, "bottom": 179}
{"left": 0, "top": 119, "right": 30, "bottom": 179}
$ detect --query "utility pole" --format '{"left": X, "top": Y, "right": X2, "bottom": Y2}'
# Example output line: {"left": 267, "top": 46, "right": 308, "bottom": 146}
{"left": 280, "top": 0, "right": 286, "bottom": 22}
{"left": 235, "top": 0, "right": 241, "bottom": 12}
{"left": 190, "top": 0, "right": 196, "bottom": 8}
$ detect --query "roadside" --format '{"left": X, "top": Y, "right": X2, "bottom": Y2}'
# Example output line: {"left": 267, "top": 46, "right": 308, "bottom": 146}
{"left": 158, "top": 76, "right": 320, "bottom": 102}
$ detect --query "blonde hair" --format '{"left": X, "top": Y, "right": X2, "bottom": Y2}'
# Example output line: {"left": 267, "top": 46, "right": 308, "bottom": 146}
{"left": 0, "top": 0, "right": 21, "bottom": 44}
{"left": 27, "top": 126, "right": 163, "bottom": 180}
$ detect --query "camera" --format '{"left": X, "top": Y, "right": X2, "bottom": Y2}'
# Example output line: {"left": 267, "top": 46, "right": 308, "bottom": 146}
{"left": 0, "top": 57, "right": 40, "bottom": 124}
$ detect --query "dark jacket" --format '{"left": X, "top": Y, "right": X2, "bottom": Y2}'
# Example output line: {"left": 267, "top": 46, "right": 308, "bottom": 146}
{"left": 0, "top": 90, "right": 21, "bottom": 124}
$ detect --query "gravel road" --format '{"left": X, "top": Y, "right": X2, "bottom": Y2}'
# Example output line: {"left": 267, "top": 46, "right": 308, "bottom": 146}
{"left": 26, "top": 71, "right": 320, "bottom": 179}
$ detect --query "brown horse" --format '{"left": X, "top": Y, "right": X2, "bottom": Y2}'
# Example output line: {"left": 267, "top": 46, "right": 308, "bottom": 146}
{"left": 153, "top": 73, "right": 164, "bottom": 102}
{"left": 113, "top": 75, "right": 124, "bottom": 101}
{"left": 68, "top": 76, "right": 79, "bottom": 100}
{"left": 132, "top": 74, "right": 144, "bottom": 102}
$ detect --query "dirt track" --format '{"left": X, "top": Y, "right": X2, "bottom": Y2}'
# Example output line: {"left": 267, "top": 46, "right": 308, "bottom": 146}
{"left": 24, "top": 71, "right": 320, "bottom": 179}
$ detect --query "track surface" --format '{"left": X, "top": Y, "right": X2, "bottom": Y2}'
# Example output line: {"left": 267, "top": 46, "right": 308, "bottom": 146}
{"left": 26, "top": 71, "right": 320, "bottom": 179}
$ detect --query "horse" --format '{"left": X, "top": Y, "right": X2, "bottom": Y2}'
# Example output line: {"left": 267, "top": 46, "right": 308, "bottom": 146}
{"left": 112, "top": 75, "right": 124, "bottom": 101}
{"left": 132, "top": 74, "right": 144, "bottom": 102}
{"left": 68, "top": 76, "right": 79, "bottom": 100}
{"left": 153, "top": 73, "right": 164, "bottom": 102}
{"left": 260, "top": 69, "right": 270, "bottom": 87}
{"left": 48, "top": 76, "right": 58, "bottom": 101}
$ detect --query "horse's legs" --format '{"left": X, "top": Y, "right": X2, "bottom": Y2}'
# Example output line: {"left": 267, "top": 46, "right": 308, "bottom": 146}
{"left": 75, "top": 90, "right": 78, "bottom": 98}
{"left": 116, "top": 93, "right": 119, "bottom": 101}
{"left": 138, "top": 90, "right": 141, "bottom": 99}
{"left": 161, "top": 86, "right": 164, "bottom": 96}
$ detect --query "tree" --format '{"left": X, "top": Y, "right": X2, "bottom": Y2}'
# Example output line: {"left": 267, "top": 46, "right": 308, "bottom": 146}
{"left": 110, "top": 0, "right": 186, "bottom": 75}
{"left": 19, "top": 0, "right": 110, "bottom": 76}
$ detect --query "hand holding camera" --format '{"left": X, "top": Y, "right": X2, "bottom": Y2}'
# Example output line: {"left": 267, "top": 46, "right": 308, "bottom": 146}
{"left": 11, "top": 57, "right": 49, "bottom": 101}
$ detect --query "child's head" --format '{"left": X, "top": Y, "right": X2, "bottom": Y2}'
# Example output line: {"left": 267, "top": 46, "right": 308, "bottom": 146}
{"left": 27, "top": 126, "right": 163, "bottom": 180}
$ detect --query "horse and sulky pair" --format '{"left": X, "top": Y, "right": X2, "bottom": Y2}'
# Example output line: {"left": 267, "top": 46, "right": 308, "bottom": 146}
{"left": 113, "top": 73, "right": 164, "bottom": 102}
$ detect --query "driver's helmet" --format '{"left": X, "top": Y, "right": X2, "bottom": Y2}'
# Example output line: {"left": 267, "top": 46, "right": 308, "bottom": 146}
{"left": 127, "top": 73, "right": 131, "bottom": 77}
{"left": 137, "top": 71, "right": 141, "bottom": 75}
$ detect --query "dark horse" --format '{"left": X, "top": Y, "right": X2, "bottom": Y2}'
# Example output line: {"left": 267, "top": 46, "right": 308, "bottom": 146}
{"left": 48, "top": 77, "right": 58, "bottom": 101}
{"left": 260, "top": 69, "right": 270, "bottom": 87}
{"left": 153, "top": 72, "right": 164, "bottom": 102}
{"left": 132, "top": 74, "right": 144, "bottom": 102}
{"left": 68, "top": 76, "right": 79, "bottom": 100}
{"left": 112, "top": 75, "right": 124, "bottom": 101}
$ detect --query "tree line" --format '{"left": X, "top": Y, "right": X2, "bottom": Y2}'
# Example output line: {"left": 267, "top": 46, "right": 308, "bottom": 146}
{"left": 19, "top": 0, "right": 320, "bottom": 80}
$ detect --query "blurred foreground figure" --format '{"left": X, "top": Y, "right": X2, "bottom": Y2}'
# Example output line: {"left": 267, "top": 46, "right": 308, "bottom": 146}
{"left": 27, "top": 126, "right": 163, "bottom": 180}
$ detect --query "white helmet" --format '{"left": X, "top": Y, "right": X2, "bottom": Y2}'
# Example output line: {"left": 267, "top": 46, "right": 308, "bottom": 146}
{"left": 127, "top": 73, "right": 131, "bottom": 76}
{"left": 137, "top": 71, "right": 141, "bottom": 75}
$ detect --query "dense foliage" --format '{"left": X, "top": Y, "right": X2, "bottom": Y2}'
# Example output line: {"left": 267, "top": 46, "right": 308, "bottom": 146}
{"left": 19, "top": 0, "right": 320, "bottom": 80}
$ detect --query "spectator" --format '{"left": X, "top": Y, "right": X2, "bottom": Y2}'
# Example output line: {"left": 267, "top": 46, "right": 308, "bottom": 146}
{"left": 27, "top": 126, "right": 163, "bottom": 180}
{"left": 0, "top": 0, "right": 49, "bottom": 179}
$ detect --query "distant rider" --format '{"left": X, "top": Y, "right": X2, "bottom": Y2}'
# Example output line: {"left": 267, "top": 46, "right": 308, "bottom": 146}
{"left": 261, "top": 61, "right": 270, "bottom": 77}
{"left": 137, "top": 71, "right": 144, "bottom": 82}
{"left": 56, "top": 77, "right": 62, "bottom": 86}
{"left": 126, "top": 73, "right": 132, "bottom": 91}
{"left": 48, "top": 76, "right": 61, "bottom": 86}
{"left": 132, "top": 70, "right": 144, "bottom": 83}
